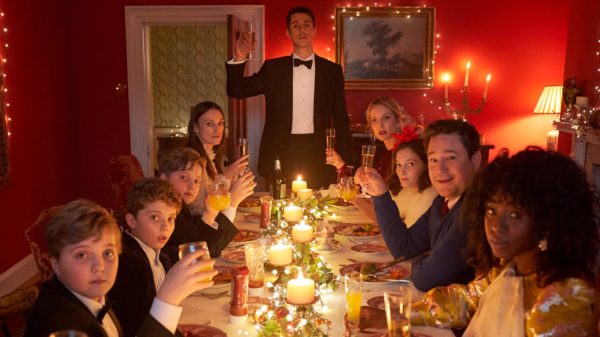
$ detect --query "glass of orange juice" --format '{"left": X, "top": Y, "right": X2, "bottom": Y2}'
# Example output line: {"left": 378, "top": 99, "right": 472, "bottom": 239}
{"left": 339, "top": 176, "right": 358, "bottom": 202}
{"left": 178, "top": 241, "right": 213, "bottom": 272}
{"left": 344, "top": 271, "right": 362, "bottom": 334}
{"left": 207, "top": 177, "right": 231, "bottom": 211}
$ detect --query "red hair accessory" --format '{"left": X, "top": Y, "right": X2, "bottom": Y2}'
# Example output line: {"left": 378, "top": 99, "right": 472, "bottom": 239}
{"left": 392, "top": 125, "right": 420, "bottom": 153}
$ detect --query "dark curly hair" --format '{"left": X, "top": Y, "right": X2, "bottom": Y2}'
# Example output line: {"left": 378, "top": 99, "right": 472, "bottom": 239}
{"left": 387, "top": 139, "right": 431, "bottom": 195}
{"left": 186, "top": 101, "right": 227, "bottom": 181}
{"left": 461, "top": 147, "right": 599, "bottom": 286}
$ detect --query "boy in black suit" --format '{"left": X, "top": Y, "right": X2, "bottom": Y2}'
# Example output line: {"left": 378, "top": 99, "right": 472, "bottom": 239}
{"left": 109, "top": 178, "right": 182, "bottom": 337}
{"left": 24, "top": 199, "right": 216, "bottom": 337}
{"left": 159, "top": 147, "right": 238, "bottom": 260}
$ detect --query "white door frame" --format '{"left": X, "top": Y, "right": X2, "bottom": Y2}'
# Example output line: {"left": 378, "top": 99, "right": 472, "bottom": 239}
{"left": 125, "top": 5, "right": 264, "bottom": 175}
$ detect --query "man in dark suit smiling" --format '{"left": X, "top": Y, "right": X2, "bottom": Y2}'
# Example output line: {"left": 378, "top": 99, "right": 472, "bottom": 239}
{"left": 227, "top": 6, "right": 353, "bottom": 189}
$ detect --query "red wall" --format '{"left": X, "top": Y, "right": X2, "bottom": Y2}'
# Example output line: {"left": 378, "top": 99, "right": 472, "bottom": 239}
{"left": 0, "top": 0, "right": 573, "bottom": 273}
{"left": 564, "top": 0, "right": 599, "bottom": 106}
{"left": 0, "top": 0, "right": 76, "bottom": 272}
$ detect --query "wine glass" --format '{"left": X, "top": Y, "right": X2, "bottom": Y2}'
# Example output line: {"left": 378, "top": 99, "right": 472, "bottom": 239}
{"left": 339, "top": 176, "right": 358, "bottom": 203}
{"left": 357, "top": 144, "right": 376, "bottom": 198}
{"left": 206, "top": 176, "right": 231, "bottom": 211}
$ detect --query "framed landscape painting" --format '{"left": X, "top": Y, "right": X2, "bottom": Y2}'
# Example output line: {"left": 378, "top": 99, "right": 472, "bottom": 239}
{"left": 335, "top": 6, "right": 435, "bottom": 89}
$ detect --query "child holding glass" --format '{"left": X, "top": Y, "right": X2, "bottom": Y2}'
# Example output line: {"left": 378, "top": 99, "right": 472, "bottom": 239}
{"left": 109, "top": 178, "right": 187, "bottom": 337}
{"left": 24, "top": 199, "right": 215, "bottom": 337}
{"left": 159, "top": 147, "right": 253, "bottom": 259}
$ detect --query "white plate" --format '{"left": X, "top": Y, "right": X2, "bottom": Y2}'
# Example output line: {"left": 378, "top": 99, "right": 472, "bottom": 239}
{"left": 350, "top": 243, "right": 387, "bottom": 254}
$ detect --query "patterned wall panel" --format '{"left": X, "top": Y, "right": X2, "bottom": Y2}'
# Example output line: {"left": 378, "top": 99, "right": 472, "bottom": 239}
{"left": 151, "top": 24, "right": 228, "bottom": 129}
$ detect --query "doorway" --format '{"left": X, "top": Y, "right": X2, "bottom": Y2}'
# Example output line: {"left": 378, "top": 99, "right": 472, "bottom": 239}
{"left": 124, "top": 5, "right": 265, "bottom": 179}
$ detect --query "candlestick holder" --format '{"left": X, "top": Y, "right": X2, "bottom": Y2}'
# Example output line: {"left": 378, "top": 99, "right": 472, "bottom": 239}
{"left": 285, "top": 294, "right": 320, "bottom": 307}
{"left": 443, "top": 87, "right": 486, "bottom": 121}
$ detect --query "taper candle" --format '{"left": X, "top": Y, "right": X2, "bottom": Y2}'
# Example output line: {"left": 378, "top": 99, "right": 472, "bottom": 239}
{"left": 464, "top": 61, "right": 471, "bottom": 88}
{"left": 483, "top": 74, "right": 491, "bottom": 99}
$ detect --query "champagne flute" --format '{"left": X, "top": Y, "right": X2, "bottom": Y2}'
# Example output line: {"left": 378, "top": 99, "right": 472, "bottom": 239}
{"left": 325, "top": 128, "right": 336, "bottom": 150}
{"left": 237, "top": 137, "right": 249, "bottom": 176}
{"left": 238, "top": 137, "right": 248, "bottom": 158}
{"left": 358, "top": 144, "right": 376, "bottom": 198}
{"left": 242, "top": 24, "right": 256, "bottom": 60}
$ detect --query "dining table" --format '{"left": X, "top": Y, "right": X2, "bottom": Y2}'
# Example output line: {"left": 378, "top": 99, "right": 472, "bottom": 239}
{"left": 179, "top": 199, "right": 455, "bottom": 337}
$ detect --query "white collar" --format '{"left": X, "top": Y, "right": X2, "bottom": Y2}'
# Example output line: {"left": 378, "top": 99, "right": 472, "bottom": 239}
{"left": 128, "top": 232, "right": 162, "bottom": 266}
{"left": 293, "top": 52, "right": 315, "bottom": 61}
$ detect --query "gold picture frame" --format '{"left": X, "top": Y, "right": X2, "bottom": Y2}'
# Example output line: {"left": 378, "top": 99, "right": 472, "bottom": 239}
{"left": 335, "top": 6, "right": 435, "bottom": 89}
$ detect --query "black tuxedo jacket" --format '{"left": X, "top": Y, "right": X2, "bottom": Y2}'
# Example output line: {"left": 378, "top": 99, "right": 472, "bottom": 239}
{"left": 108, "top": 234, "right": 173, "bottom": 337}
{"left": 24, "top": 277, "right": 173, "bottom": 337}
{"left": 164, "top": 204, "right": 238, "bottom": 261}
{"left": 226, "top": 54, "right": 353, "bottom": 179}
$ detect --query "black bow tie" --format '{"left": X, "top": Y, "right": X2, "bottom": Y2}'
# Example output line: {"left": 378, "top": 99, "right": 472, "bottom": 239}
{"left": 97, "top": 301, "right": 111, "bottom": 323}
{"left": 293, "top": 58, "right": 313, "bottom": 69}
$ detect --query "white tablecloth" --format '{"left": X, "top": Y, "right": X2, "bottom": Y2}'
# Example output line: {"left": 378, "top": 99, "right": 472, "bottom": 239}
{"left": 180, "top": 206, "right": 454, "bottom": 337}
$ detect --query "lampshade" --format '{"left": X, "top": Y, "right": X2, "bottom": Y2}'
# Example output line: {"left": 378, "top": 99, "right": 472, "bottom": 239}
{"left": 533, "top": 85, "right": 563, "bottom": 114}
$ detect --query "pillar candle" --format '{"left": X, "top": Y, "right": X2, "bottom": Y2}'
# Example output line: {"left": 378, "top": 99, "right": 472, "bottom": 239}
{"left": 297, "top": 188, "right": 313, "bottom": 200}
{"left": 292, "top": 221, "right": 314, "bottom": 242}
{"left": 286, "top": 271, "right": 315, "bottom": 305}
{"left": 464, "top": 61, "right": 471, "bottom": 88}
{"left": 268, "top": 243, "right": 292, "bottom": 266}
{"left": 291, "top": 176, "right": 307, "bottom": 193}
{"left": 284, "top": 204, "right": 303, "bottom": 222}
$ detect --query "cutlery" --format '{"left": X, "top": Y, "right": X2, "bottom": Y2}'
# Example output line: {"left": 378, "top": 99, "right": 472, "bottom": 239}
{"left": 198, "top": 290, "right": 229, "bottom": 299}
{"left": 374, "top": 256, "right": 410, "bottom": 272}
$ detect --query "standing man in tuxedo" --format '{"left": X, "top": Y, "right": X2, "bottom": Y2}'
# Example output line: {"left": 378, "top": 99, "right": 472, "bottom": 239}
{"left": 226, "top": 6, "right": 353, "bottom": 189}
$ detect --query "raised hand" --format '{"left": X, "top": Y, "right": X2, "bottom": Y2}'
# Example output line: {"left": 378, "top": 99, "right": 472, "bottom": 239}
{"left": 234, "top": 32, "right": 255, "bottom": 62}
{"left": 354, "top": 167, "right": 388, "bottom": 197}
{"left": 325, "top": 148, "right": 346, "bottom": 169}
{"left": 223, "top": 155, "right": 249, "bottom": 181}
{"left": 229, "top": 170, "right": 256, "bottom": 208}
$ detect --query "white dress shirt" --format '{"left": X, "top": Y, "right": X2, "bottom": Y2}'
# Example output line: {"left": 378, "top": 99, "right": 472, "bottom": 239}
{"left": 69, "top": 291, "right": 120, "bottom": 337}
{"left": 129, "top": 232, "right": 166, "bottom": 291}
{"left": 291, "top": 52, "right": 315, "bottom": 134}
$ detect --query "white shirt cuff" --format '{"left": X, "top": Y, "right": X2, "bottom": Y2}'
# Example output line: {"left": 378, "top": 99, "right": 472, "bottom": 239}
{"left": 149, "top": 297, "right": 183, "bottom": 334}
{"left": 227, "top": 57, "right": 246, "bottom": 65}
{"left": 222, "top": 206, "right": 237, "bottom": 222}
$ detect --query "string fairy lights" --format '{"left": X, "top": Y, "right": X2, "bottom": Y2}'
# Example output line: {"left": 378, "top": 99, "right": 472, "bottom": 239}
{"left": 0, "top": 9, "right": 9, "bottom": 138}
